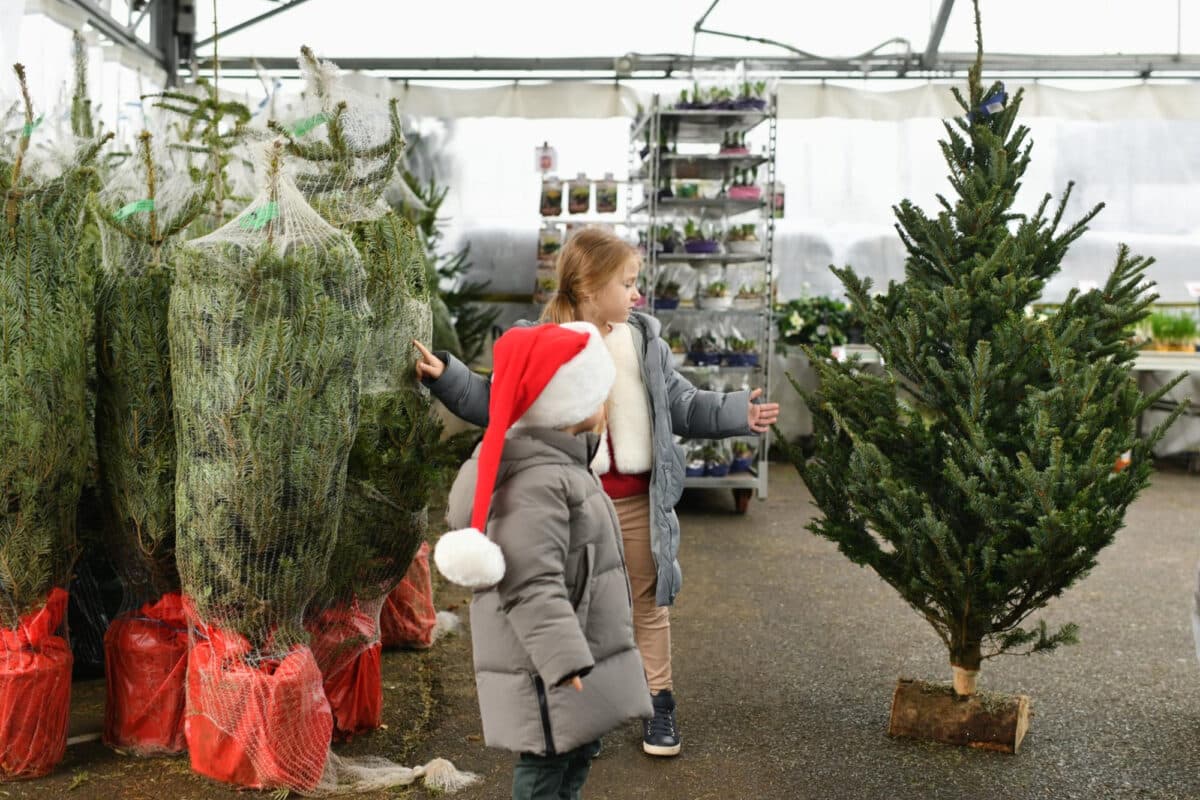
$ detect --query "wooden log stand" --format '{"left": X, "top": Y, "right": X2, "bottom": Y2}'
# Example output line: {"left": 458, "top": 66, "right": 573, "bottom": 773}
{"left": 887, "top": 678, "right": 1032, "bottom": 754}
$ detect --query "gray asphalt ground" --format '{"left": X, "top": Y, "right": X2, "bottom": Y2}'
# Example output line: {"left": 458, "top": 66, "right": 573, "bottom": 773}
{"left": 418, "top": 464, "right": 1200, "bottom": 800}
{"left": 10, "top": 465, "right": 1200, "bottom": 800}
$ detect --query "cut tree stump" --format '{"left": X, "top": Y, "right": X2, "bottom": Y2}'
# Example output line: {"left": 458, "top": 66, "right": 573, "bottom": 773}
{"left": 887, "top": 678, "right": 1032, "bottom": 753}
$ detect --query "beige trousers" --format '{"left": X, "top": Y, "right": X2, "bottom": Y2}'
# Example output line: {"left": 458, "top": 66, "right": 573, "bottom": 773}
{"left": 611, "top": 493, "right": 671, "bottom": 692}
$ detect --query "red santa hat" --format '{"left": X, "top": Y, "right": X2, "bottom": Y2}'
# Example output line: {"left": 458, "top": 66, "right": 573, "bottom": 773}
{"left": 433, "top": 321, "right": 615, "bottom": 588}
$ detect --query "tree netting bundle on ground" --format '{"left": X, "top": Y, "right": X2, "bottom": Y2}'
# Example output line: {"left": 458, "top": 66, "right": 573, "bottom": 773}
{"left": 0, "top": 65, "right": 108, "bottom": 780}
{"left": 169, "top": 141, "right": 369, "bottom": 792}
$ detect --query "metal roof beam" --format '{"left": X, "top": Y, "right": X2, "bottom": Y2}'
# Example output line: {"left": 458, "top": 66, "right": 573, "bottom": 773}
{"left": 201, "top": 52, "right": 1200, "bottom": 79}
{"left": 64, "top": 0, "right": 165, "bottom": 66}
{"left": 922, "top": 0, "right": 956, "bottom": 69}
{"left": 194, "top": 0, "right": 314, "bottom": 50}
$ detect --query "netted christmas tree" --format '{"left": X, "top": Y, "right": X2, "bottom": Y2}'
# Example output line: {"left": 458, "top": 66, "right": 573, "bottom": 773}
{"left": 169, "top": 140, "right": 369, "bottom": 791}
{"left": 785, "top": 6, "right": 1187, "bottom": 706}
{"left": 92, "top": 131, "right": 209, "bottom": 754}
{"left": 0, "top": 63, "right": 110, "bottom": 779}
{"left": 271, "top": 47, "right": 443, "bottom": 737}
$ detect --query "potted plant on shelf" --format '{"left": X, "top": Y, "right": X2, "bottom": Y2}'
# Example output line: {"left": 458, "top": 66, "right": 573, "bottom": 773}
{"left": 654, "top": 279, "right": 682, "bottom": 310}
{"left": 665, "top": 332, "right": 688, "bottom": 368}
{"left": 685, "top": 442, "right": 707, "bottom": 477}
{"left": 655, "top": 224, "right": 679, "bottom": 253}
{"left": 736, "top": 80, "right": 769, "bottom": 111}
{"left": 725, "top": 336, "right": 759, "bottom": 367}
{"left": 676, "top": 181, "right": 700, "bottom": 199}
{"left": 731, "top": 439, "right": 756, "bottom": 473}
{"left": 725, "top": 223, "right": 760, "bottom": 254}
{"left": 734, "top": 279, "right": 766, "bottom": 309}
{"left": 687, "top": 331, "right": 724, "bottom": 366}
{"left": 774, "top": 296, "right": 851, "bottom": 355}
{"left": 699, "top": 279, "right": 732, "bottom": 310}
{"left": 1147, "top": 311, "right": 1198, "bottom": 352}
{"left": 684, "top": 219, "right": 721, "bottom": 254}
{"left": 568, "top": 174, "right": 591, "bottom": 215}
{"left": 704, "top": 441, "right": 732, "bottom": 476}
{"left": 721, "top": 131, "right": 750, "bottom": 155}
{"left": 728, "top": 167, "right": 762, "bottom": 201}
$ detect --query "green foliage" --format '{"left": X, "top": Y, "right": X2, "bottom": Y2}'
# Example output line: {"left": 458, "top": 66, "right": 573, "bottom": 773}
{"left": 397, "top": 171, "right": 498, "bottom": 366}
{"left": 1147, "top": 310, "right": 1197, "bottom": 347}
{"left": 0, "top": 66, "right": 110, "bottom": 624}
{"left": 147, "top": 79, "right": 253, "bottom": 234}
{"left": 774, "top": 296, "right": 855, "bottom": 353}
{"left": 170, "top": 186, "right": 370, "bottom": 650}
{"left": 783, "top": 15, "right": 1188, "bottom": 682}
{"left": 92, "top": 132, "right": 210, "bottom": 605}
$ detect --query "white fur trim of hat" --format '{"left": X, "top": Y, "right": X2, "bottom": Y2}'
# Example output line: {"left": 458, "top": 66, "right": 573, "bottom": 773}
{"left": 434, "top": 528, "right": 506, "bottom": 589}
{"left": 516, "top": 321, "right": 615, "bottom": 430}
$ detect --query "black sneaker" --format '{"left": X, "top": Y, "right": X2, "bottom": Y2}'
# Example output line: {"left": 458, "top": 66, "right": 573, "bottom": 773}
{"left": 642, "top": 690, "right": 681, "bottom": 756}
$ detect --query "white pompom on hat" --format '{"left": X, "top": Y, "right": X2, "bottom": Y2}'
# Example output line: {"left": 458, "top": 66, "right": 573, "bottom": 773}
{"left": 433, "top": 321, "right": 614, "bottom": 589}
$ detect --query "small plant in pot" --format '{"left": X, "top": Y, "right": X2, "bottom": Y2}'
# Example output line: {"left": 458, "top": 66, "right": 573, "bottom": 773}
{"left": 731, "top": 439, "right": 756, "bottom": 473}
{"left": 684, "top": 219, "right": 721, "bottom": 254}
{"left": 726, "top": 223, "right": 760, "bottom": 253}
{"left": 1147, "top": 310, "right": 1198, "bottom": 351}
{"left": 735, "top": 80, "right": 769, "bottom": 111}
{"left": 699, "top": 279, "right": 732, "bottom": 311}
{"left": 654, "top": 279, "right": 682, "bottom": 310}
{"left": 687, "top": 332, "right": 724, "bottom": 366}
{"left": 685, "top": 443, "right": 707, "bottom": 477}
{"left": 725, "top": 336, "right": 759, "bottom": 366}
{"left": 734, "top": 280, "right": 766, "bottom": 309}
{"left": 665, "top": 332, "right": 687, "bottom": 368}
{"left": 655, "top": 224, "right": 679, "bottom": 254}
{"left": 704, "top": 442, "right": 732, "bottom": 477}
{"left": 728, "top": 168, "right": 762, "bottom": 201}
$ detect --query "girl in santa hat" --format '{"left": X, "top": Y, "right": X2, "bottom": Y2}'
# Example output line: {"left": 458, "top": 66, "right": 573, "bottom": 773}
{"left": 435, "top": 321, "right": 651, "bottom": 800}
{"left": 415, "top": 226, "right": 780, "bottom": 757}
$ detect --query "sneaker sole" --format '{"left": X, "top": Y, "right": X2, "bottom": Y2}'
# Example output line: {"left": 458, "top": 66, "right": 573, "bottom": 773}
{"left": 642, "top": 741, "right": 682, "bottom": 757}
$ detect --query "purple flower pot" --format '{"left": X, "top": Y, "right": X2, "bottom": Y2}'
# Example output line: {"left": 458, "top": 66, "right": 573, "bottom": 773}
{"left": 653, "top": 297, "right": 680, "bottom": 310}
{"left": 685, "top": 464, "right": 706, "bottom": 478}
{"left": 688, "top": 352, "right": 721, "bottom": 366}
{"left": 731, "top": 457, "right": 754, "bottom": 473}
{"left": 684, "top": 239, "right": 720, "bottom": 254}
{"left": 706, "top": 463, "right": 731, "bottom": 477}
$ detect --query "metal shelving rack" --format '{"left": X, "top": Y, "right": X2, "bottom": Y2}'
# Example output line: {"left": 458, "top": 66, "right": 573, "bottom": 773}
{"left": 627, "top": 95, "right": 779, "bottom": 505}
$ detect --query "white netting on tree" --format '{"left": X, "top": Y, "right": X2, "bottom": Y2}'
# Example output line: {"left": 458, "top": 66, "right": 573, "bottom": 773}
{"left": 92, "top": 130, "right": 208, "bottom": 755}
{"left": 170, "top": 140, "right": 369, "bottom": 792}
{"left": 263, "top": 54, "right": 462, "bottom": 790}
{"left": 0, "top": 63, "right": 109, "bottom": 780}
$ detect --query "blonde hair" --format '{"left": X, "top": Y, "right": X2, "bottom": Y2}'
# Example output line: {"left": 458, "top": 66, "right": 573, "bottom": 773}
{"left": 541, "top": 228, "right": 639, "bottom": 324}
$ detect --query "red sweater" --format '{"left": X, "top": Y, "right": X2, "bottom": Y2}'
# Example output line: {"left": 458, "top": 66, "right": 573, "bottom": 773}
{"left": 600, "top": 434, "right": 650, "bottom": 499}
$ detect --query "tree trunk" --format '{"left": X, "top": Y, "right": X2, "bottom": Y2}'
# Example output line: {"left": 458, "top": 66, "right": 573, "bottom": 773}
{"left": 950, "top": 638, "right": 983, "bottom": 697}
{"left": 888, "top": 679, "right": 1032, "bottom": 754}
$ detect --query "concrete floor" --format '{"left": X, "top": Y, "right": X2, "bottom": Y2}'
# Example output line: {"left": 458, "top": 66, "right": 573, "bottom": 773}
{"left": 7, "top": 465, "right": 1200, "bottom": 799}
{"left": 414, "top": 465, "right": 1200, "bottom": 800}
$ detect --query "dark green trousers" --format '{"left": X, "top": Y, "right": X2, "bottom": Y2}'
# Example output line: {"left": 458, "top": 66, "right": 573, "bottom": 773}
{"left": 511, "top": 740, "right": 602, "bottom": 800}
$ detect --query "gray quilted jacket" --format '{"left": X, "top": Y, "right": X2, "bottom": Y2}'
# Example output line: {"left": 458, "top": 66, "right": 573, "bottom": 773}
{"left": 427, "top": 312, "right": 752, "bottom": 605}
{"left": 448, "top": 427, "right": 652, "bottom": 755}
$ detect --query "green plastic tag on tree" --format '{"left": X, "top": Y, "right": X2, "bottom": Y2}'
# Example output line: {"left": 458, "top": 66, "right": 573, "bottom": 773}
{"left": 113, "top": 199, "right": 156, "bottom": 220}
{"left": 238, "top": 201, "right": 279, "bottom": 231}
{"left": 290, "top": 113, "right": 330, "bottom": 137}
{"left": 21, "top": 115, "right": 43, "bottom": 136}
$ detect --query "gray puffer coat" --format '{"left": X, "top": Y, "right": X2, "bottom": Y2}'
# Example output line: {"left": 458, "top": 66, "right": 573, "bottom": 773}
{"left": 428, "top": 312, "right": 751, "bottom": 606}
{"left": 448, "top": 427, "right": 652, "bottom": 755}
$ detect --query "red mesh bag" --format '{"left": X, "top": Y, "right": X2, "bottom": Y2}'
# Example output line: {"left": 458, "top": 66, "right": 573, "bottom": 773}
{"left": 380, "top": 542, "right": 436, "bottom": 649}
{"left": 185, "top": 623, "right": 332, "bottom": 791}
{"left": 306, "top": 602, "right": 382, "bottom": 737}
{"left": 103, "top": 592, "right": 188, "bottom": 754}
{"left": 0, "top": 588, "right": 72, "bottom": 779}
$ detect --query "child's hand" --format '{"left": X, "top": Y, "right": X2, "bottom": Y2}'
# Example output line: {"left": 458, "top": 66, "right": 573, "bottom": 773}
{"left": 570, "top": 676, "right": 584, "bottom": 692}
{"left": 413, "top": 340, "right": 445, "bottom": 381}
{"left": 747, "top": 388, "right": 780, "bottom": 433}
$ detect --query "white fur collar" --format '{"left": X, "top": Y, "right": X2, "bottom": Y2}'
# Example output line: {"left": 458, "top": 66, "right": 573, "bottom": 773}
{"left": 590, "top": 323, "right": 653, "bottom": 476}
